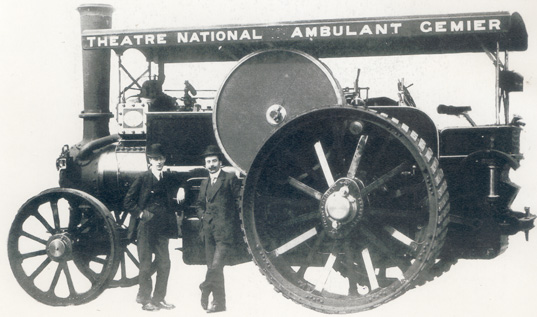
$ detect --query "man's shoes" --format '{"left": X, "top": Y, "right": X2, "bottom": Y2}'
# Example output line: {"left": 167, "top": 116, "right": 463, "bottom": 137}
{"left": 200, "top": 284, "right": 209, "bottom": 310}
{"left": 142, "top": 303, "right": 160, "bottom": 311}
{"left": 207, "top": 303, "right": 226, "bottom": 313}
{"left": 153, "top": 300, "right": 175, "bottom": 310}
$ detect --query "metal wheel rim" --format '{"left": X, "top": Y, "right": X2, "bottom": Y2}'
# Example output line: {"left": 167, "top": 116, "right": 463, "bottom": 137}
{"left": 8, "top": 188, "right": 120, "bottom": 306}
{"left": 241, "top": 107, "right": 449, "bottom": 313}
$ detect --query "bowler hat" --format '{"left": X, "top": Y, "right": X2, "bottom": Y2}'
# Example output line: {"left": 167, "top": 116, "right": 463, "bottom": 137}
{"left": 202, "top": 145, "right": 223, "bottom": 158}
{"left": 146, "top": 143, "right": 166, "bottom": 158}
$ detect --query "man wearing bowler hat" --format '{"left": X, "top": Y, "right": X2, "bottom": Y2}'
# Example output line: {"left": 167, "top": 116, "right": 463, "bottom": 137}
{"left": 197, "top": 145, "right": 241, "bottom": 313}
{"left": 124, "top": 143, "right": 184, "bottom": 311}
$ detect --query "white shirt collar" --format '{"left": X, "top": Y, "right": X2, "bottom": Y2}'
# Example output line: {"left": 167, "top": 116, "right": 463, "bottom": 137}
{"left": 209, "top": 169, "right": 221, "bottom": 182}
{"left": 151, "top": 168, "right": 163, "bottom": 181}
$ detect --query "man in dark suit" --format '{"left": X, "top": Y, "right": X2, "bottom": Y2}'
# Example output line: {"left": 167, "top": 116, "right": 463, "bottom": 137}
{"left": 197, "top": 145, "right": 241, "bottom": 313}
{"left": 124, "top": 143, "right": 183, "bottom": 311}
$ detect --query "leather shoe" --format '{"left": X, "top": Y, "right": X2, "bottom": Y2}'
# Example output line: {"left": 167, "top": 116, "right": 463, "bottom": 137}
{"left": 207, "top": 303, "right": 226, "bottom": 313}
{"left": 154, "top": 300, "right": 175, "bottom": 310}
{"left": 142, "top": 303, "right": 160, "bottom": 311}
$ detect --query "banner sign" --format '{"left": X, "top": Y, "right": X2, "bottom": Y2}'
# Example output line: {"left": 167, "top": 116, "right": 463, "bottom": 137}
{"left": 82, "top": 13, "right": 512, "bottom": 49}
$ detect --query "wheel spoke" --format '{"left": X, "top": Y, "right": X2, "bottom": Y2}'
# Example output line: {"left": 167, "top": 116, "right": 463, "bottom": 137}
{"left": 48, "top": 263, "right": 62, "bottom": 293}
{"left": 384, "top": 225, "right": 417, "bottom": 250}
{"left": 359, "top": 226, "right": 412, "bottom": 270}
{"left": 314, "top": 252, "right": 337, "bottom": 293}
{"left": 314, "top": 141, "right": 335, "bottom": 187}
{"left": 271, "top": 227, "right": 318, "bottom": 257}
{"left": 361, "top": 248, "right": 379, "bottom": 290}
{"left": 50, "top": 199, "right": 61, "bottom": 230}
{"left": 29, "top": 257, "right": 52, "bottom": 280}
{"left": 90, "top": 256, "right": 107, "bottom": 265}
{"left": 119, "top": 252, "right": 127, "bottom": 280}
{"left": 288, "top": 177, "right": 322, "bottom": 200}
{"left": 125, "top": 247, "right": 140, "bottom": 267}
{"left": 347, "top": 135, "right": 369, "bottom": 179}
{"left": 33, "top": 212, "right": 54, "bottom": 234}
{"left": 297, "top": 231, "right": 326, "bottom": 278}
{"left": 362, "top": 162, "right": 409, "bottom": 196}
{"left": 20, "top": 231, "right": 47, "bottom": 245}
{"left": 21, "top": 249, "right": 47, "bottom": 260}
{"left": 280, "top": 211, "right": 321, "bottom": 228}
{"left": 77, "top": 214, "right": 98, "bottom": 233}
{"left": 61, "top": 262, "right": 77, "bottom": 296}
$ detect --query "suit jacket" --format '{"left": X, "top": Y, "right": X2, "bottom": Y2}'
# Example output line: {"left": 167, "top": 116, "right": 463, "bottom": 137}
{"left": 196, "top": 169, "right": 241, "bottom": 244}
{"left": 123, "top": 170, "right": 178, "bottom": 239}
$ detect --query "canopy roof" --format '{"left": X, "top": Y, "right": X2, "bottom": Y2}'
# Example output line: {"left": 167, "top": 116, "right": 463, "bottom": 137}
{"left": 81, "top": 11, "right": 527, "bottom": 63}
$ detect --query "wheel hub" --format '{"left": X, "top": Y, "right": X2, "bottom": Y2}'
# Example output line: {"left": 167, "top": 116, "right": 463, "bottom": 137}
{"left": 320, "top": 178, "right": 364, "bottom": 238}
{"left": 46, "top": 234, "right": 73, "bottom": 262}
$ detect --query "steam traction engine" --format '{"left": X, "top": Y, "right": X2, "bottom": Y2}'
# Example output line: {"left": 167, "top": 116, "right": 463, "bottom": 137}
{"left": 7, "top": 4, "right": 535, "bottom": 313}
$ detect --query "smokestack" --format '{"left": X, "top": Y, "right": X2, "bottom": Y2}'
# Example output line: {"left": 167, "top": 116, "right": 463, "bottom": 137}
{"left": 77, "top": 4, "right": 114, "bottom": 144}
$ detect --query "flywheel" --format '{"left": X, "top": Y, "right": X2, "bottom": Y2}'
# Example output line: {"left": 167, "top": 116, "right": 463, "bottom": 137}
{"left": 241, "top": 107, "right": 450, "bottom": 313}
{"left": 214, "top": 49, "right": 344, "bottom": 174}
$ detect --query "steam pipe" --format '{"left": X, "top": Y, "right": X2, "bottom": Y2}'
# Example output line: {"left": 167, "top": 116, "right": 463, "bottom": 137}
{"left": 77, "top": 4, "right": 114, "bottom": 144}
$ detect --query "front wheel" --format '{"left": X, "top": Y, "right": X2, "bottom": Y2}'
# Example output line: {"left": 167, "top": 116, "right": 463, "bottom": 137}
{"left": 8, "top": 188, "right": 120, "bottom": 306}
{"left": 241, "top": 107, "right": 449, "bottom": 313}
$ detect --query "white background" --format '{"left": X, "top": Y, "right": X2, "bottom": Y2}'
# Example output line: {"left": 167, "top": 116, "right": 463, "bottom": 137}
{"left": 1, "top": 0, "right": 536, "bottom": 316}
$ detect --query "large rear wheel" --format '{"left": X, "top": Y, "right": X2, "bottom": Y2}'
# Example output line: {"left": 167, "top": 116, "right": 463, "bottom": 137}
{"left": 241, "top": 107, "right": 449, "bottom": 313}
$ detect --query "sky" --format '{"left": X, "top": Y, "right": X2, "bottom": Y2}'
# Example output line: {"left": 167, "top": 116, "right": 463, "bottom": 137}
{"left": 1, "top": 1, "right": 536, "bottom": 316}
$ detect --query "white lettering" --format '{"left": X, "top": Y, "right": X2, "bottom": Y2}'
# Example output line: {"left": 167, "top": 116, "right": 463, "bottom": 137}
{"left": 333, "top": 26, "right": 343, "bottom": 36}
{"left": 346, "top": 25, "right": 357, "bottom": 36}
{"left": 391, "top": 23, "right": 402, "bottom": 34}
{"left": 239, "top": 30, "right": 251, "bottom": 40}
{"left": 199, "top": 32, "right": 210, "bottom": 42}
{"left": 305, "top": 27, "right": 318, "bottom": 37}
{"left": 320, "top": 26, "right": 330, "bottom": 36}
{"left": 109, "top": 35, "right": 119, "bottom": 46}
{"left": 359, "top": 25, "right": 373, "bottom": 35}
{"left": 216, "top": 31, "right": 226, "bottom": 41}
{"left": 474, "top": 20, "right": 486, "bottom": 31}
{"left": 435, "top": 21, "right": 447, "bottom": 32}
{"left": 145, "top": 34, "right": 155, "bottom": 44}
{"left": 291, "top": 27, "right": 303, "bottom": 38}
{"left": 227, "top": 30, "right": 238, "bottom": 41}
{"left": 133, "top": 35, "right": 144, "bottom": 45}
{"left": 120, "top": 36, "right": 133, "bottom": 46}
{"left": 157, "top": 33, "right": 166, "bottom": 44}
{"left": 421, "top": 21, "right": 432, "bottom": 33}
{"left": 177, "top": 32, "right": 188, "bottom": 43}
{"left": 87, "top": 36, "right": 96, "bottom": 47}
{"left": 190, "top": 33, "right": 200, "bottom": 42}
{"left": 489, "top": 19, "right": 501, "bottom": 30}
{"left": 97, "top": 37, "right": 107, "bottom": 46}
{"left": 451, "top": 21, "right": 464, "bottom": 32}
{"left": 252, "top": 29, "right": 262, "bottom": 40}
{"left": 376, "top": 24, "right": 387, "bottom": 35}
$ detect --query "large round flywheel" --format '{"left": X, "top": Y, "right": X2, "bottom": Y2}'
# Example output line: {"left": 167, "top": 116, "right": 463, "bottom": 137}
{"left": 8, "top": 188, "right": 120, "bottom": 306}
{"left": 214, "top": 49, "right": 344, "bottom": 174}
{"left": 241, "top": 107, "right": 450, "bottom": 313}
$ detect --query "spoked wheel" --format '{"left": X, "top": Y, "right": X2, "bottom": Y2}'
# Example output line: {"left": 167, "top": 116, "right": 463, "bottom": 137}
{"left": 8, "top": 188, "right": 120, "bottom": 306}
{"left": 108, "top": 211, "right": 157, "bottom": 288}
{"left": 241, "top": 107, "right": 449, "bottom": 313}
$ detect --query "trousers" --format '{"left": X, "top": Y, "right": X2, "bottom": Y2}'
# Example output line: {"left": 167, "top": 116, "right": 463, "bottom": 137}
{"left": 200, "top": 225, "right": 229, "bottom": 305}
{"left": 137, "top": 221, "right": 171, "bottom": 304}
